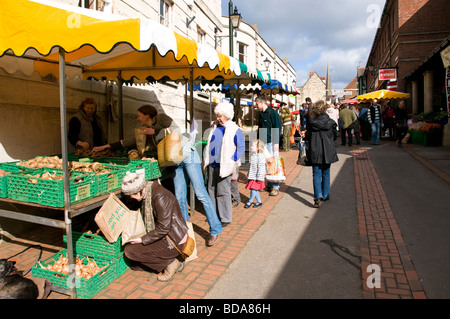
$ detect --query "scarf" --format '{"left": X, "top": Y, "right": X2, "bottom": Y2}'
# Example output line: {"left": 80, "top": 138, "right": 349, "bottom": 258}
{"left": 141, "top": 181, "right": 155, "bottom": 233}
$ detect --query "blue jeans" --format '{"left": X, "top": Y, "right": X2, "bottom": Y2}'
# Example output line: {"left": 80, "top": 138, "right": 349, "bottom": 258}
{"left": 248, "top": 189, "right": 261, "bottom": 204}
{"left": 371, "top": 121, "right": 381, "bottom": 144}
{"left": 312, "top": 164, "right": 331, "bottom": 201}
{"left": 174, "top": 149, "right": 222, "bottom": 236}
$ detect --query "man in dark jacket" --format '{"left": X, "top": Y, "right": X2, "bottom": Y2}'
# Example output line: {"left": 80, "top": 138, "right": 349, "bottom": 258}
{"left": 305, "top": 100, "right": 338, "bottom": 208}
{"left": 121, "top": 172, "right": 188, "bottom": 282}
{"left": 256, "top": 95, "right": 282, "bottom": 196}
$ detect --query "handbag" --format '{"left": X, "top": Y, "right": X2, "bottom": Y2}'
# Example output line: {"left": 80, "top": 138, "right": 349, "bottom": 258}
{"left": 157, "top": 128, "right": 183, "bottom": 167}
{"left": 297, "top": 141, "right": 309, "bottom": 166}
{"left": 167, "top": 233, "right": 196, "bottom": 260}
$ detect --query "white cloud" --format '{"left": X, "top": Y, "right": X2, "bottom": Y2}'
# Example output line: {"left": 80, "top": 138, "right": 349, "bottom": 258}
{"left": 224, "top": 0, "right": 386, "bottom": 88}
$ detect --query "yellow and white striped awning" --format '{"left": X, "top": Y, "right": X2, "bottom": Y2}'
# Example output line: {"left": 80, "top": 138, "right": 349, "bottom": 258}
{"left": 0, "top": 0, "right": 263, "bottom": 83}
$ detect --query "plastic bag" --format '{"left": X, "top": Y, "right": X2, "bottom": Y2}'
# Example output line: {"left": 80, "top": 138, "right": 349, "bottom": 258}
{"left": 266, "top": 156, "right": 286, "bottom": 183}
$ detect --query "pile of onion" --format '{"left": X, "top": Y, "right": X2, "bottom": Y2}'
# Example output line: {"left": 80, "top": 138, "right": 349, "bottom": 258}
{"left": 38, "top": 255, "right": 108, "bottom": 279}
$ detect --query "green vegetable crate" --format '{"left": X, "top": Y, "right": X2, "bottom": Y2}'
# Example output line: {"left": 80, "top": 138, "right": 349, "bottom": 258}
{"left": 0, "top": 162, "right": 29, "bottom": 198}
{"left": 7, "top": 168, "right": 97, "bottom": 207}
{"left": 95, "top": 163, "right": 127, "bottom": 195}
{"left": 95, "top": 157, "right": 161, "bottom": 180}
{"left": 63, "top": 230, "right": 130, "bottom": 279}
{"left": 31, "top": 249, "right": 115, "bottom": 299}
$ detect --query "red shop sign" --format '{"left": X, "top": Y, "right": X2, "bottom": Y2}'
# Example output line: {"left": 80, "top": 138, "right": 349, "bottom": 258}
{"left": 379, "top": 68, "right": 397, "bottom": 81}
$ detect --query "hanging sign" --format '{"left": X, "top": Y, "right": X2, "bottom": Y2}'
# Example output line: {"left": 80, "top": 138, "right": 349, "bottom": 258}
{"left": 379, "top": 68, "right": 397, "bottom": 81}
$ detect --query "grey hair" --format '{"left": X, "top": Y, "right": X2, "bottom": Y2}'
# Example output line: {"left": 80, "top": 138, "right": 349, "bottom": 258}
{"left": 214, "top": 101, "right": 235, "bottom": 120}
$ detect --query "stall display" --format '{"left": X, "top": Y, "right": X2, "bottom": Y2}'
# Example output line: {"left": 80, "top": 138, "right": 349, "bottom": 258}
{"left": 407, "top": 122, "right": 443, "bottom": 147}
{"left": 32, "top": 249, "right": 115, "bottom": 299}
{"left": 2, "top": 155, "right": 161, "bottom": 208}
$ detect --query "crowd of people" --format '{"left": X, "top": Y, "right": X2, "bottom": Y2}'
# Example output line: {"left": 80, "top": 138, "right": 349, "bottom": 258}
{"left": 67, "top": 94, "right": 408, "bottom": 282}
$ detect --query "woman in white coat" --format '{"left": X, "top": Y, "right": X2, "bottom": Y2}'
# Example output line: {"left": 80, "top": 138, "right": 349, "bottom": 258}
{"left": 203, "top": 102, "right": 245, "bottom": 227}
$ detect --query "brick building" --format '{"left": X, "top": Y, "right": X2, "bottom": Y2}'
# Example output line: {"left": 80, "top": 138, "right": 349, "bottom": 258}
{"left": 361, "top": 0, "right": 450, "bottom": 114}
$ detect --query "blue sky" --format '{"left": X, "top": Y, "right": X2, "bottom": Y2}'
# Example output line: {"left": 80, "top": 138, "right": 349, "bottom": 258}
{"left": 222, "top": 0, "right": 386, "bottom": 90}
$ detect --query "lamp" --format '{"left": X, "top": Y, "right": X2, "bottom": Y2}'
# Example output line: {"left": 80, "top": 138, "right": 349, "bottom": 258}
{"left": 230, "top": 6, "right": 241, "bottom": 29}
{"left": 215, "top": 1, "right": 242, "bottom": 55}
{"left": 263, "top": 57, "right": 271, "bottom": 71}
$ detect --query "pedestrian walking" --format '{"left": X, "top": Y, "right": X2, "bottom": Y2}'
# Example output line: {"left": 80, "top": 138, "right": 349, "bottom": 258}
{"left": 367, "top": 98, "right": 382, "bottom": 145}
{"left": 255, "top": 94, "right": 282, "bottom": 196}
{"left": 382, "top": 101, "right": 395, "bottom": 140}
{"left": 358, "top": 103, "right": 371, "bottom": 141}
{"left": 350, "top": 104, "right": 361, "bottom": 145}
{"left": 326, "top": 103, "right": 339, "bottom": 128}
{"left": 280, "top": 102, "right": 292, "bottom": 152}
{"left": 244, "top": 139, "right": 266, "bottom": 209}
{"left": 304, "top": 100, "right": 339, "bottom": 208}
{"left": 204, "top": 102, "right": 245, "bottom": 228}
{"left": 339, "top": 103, "right": 357, "bottom": 146}
{"left": 394, "top": 99, "right": 408, "bottom": 148}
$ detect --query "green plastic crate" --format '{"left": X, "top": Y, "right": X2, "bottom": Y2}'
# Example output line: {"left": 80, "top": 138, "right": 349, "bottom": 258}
{"left": 408, "top": 130, "right": 427, "bottom": 146}
{"left": 7, "top": 168, "right": 97, "bottom": 207}
{"left": 131, "top": 159, "right": 161, "bottom": 180}
{"left": 0, "top": 162, "right": 31, "bottom": 198}
{"left": 63, "top": 230, "right": 124, "bottom": 259}
{"left": 96, "top": 163, "right": 126, "bottom": 195}
{"left": 96, "top": 157, "right": 161, "bottom": 180}
{"left": 63, "top": 227, "right": 130, "bottom": 278}
{"left": 31, "top": 249, "right": 115, "bottom": 299}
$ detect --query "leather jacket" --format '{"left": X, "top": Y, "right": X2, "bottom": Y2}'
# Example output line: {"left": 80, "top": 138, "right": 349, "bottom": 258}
{"left": 141, "top": 182, "right": 188, "bottom": 246}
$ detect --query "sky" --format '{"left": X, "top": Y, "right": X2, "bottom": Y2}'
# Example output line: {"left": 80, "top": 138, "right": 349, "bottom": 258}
{"left": 222, "top": 0, "right": 386, "bottom": 90}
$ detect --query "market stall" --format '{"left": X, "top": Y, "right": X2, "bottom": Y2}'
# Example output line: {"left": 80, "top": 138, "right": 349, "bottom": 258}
{"left": 357, "top": 89, "right": 410, "bottom": 101}
{"left": 0, "top": 0, "right": 249, "bottom": 298}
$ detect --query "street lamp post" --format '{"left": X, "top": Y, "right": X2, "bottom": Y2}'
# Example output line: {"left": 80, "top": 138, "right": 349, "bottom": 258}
{"left": 263, "top": 57, "right": 271, "bottom": 72}
{"left": 214, "top": 1, "right": 242, "bottom": 54}
{"left": 228, "top": 0, "right": 241, "bottom": 57}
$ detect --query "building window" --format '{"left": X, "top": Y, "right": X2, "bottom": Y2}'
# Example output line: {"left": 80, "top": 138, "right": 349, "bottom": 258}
{"left": 238, "top": 42, "right": 247, "bottom": 64}
{"left": 160, "top": 0, "right": 172, "bottom": 27}
{"left": 78, "top": 0, "right": 109, "bottom": 11}
{"left": 197, "top": 27, "right": 206, "bottom": 45}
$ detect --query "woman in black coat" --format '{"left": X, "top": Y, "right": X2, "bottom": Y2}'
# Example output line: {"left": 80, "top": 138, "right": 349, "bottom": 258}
{"left": 394, "top": 99, "right": 408, "bottom": 148}
{"left": 305, "top": 100, "right": 339, "bottom": 208}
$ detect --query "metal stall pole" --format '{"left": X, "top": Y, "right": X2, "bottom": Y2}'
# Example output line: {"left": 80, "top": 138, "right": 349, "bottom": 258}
{"left": 251, "top": 92, "right": 255, "bottom": 133}
{"left": 58, "top": 49, "right": 76, "bottom": 299}
{"left": 185, "top": 82, "right": 188, "bottom": 130}
{"left": 118, "top": 72, "right": 124, "bottom": 140}
{"left": 209, "top": 91, "right": 213, "bottom": 125}
{"left": 189, "top": 68, "right": 195, "bottom": 217}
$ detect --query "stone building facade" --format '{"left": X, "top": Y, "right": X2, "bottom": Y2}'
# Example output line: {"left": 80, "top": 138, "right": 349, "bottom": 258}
{"left": 298, "top": 72, "right": 326, "bottom": 105}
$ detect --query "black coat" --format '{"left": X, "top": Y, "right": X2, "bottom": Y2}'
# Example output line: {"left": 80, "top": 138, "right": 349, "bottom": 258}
{"left": 305, "top": 113, "right": 339, "bottom": 165}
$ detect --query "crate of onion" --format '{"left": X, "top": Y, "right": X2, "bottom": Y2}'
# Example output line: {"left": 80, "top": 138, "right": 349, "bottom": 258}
{"left": 7, "top": 168, "right": 97, "bottom": 207}
{"left": 70, "top": 161, "right": 127, "bottom": 196}
{"left": 32, "top": 249, "right": 115, "bottom": 299}
{"left": 63, "top": 229, "right": 130, "bottom": 279}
